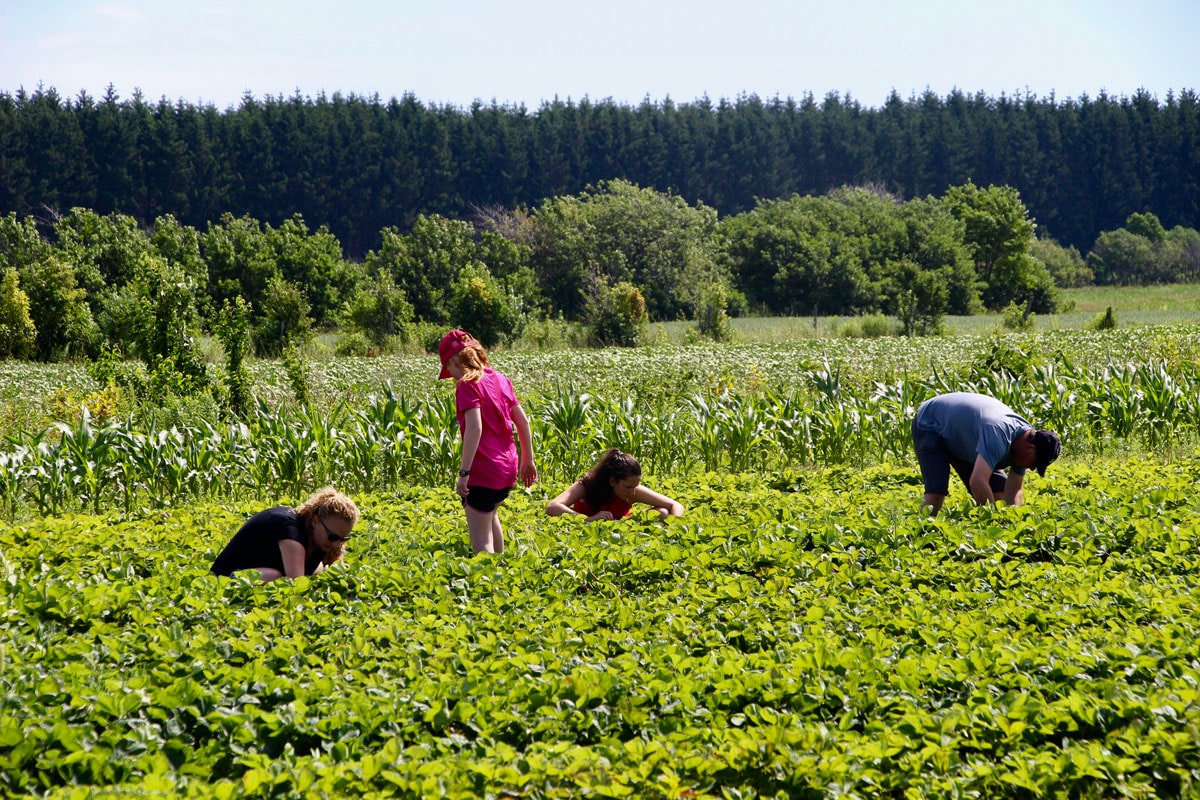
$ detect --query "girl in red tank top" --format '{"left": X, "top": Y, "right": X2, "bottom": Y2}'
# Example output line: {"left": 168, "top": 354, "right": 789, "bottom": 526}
{"left": 546, "top": 449, "right": 684, "bottom": 522}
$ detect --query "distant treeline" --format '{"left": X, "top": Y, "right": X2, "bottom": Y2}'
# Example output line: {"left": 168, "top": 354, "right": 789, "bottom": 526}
{"left": 4, "top": 175, "right": 1199, "bottom": 369}
{"left": 1, "top": 85, "right": 1197, "bottom": 256}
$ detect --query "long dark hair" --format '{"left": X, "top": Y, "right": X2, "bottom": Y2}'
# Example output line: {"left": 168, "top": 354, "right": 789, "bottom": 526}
{"left": 579, "top": 449, "right": 642, "bottom": 509}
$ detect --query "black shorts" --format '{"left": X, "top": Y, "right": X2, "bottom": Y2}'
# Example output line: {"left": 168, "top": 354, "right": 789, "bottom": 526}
{"left": 464, "top": 485, "right": 511, "bottom": 513}
{"left": 911, "top": 418, "right": 1006, "bottom": 496}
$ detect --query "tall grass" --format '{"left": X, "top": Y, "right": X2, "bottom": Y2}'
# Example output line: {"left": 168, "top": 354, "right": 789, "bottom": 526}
{"left": 1061, "top": 283, "right": 1200, "bottom": 313}
{"left": 651, "top": 284, "right": 1200, "bottom": 342}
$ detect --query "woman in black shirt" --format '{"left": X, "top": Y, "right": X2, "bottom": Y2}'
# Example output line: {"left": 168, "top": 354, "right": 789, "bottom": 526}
{"left": 211, "top": 487, "right": 359, "bottom": 581}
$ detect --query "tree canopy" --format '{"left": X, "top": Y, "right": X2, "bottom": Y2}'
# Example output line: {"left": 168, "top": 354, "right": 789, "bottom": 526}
{"left": 1, "top": 86, "right": 1196, "bottom": 258}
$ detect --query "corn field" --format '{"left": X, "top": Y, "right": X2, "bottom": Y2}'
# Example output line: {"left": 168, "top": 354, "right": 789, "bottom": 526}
{"left": 5, "top": 328, "right": 1200, "bottom": 518}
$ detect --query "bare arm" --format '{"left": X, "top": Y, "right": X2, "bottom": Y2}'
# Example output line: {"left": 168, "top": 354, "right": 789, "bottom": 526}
{"left": 512, "top": 403, "right": 537, "bottom": 487}
{"left": 545, "top": 482, "right": 617, "bottom": 521}
{"left": 1002, "top": 470, "right": 1026, "bottom": 507}
{"left": 546, "top": 482, "right": 588, "bottom": 517}
{"left": 632, "top": 485, "right": 685, "bottom": 520}
{"left": 456, "top": 407, "right": 482, "bottom": 497}
{"left": 968, "top": 455, "right": 997, "bottom": 506}
{"left": 277, "top": 539, "right": 307, "bottom": 579}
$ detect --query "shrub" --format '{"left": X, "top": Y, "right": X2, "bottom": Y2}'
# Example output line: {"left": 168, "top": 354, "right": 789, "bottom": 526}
{"left": 999, "top": 300, "right": 1035, "bottom": 332}
{"left": 334, "top": 330, "right": 373, "bottom": 357}
{"left": 138, "top": 254, "right": 209, "bottom": 397}
{"left": 414, "top": 321, "right": 448, "bottom": 354}
{"left": 858, "top": 313, "right": 895, "bottom": 338}
{"left": 0, "top": 268, "right": 36, "bottom": 359}
{"left": 588, "top": 281, "right": 647, "bottom": 347}
{"left": 836, "top": 320, "right": 862, "bottom": 338}
{"left": 214, "top": 297, "right": 254, "bottom": 418}
{"left": 47, "top": 384, "right": 126, "bottom": 426}
{"left": 88, "top": 344, "right": 148, "bottom": 399}
{"left": 695, "top": 282, "right": 734, "bottom": 342}
{"left": 1088, "top": 306, "right": 1118, "bottom": 331}
{"left": 283, "top": 345, "right": 310, "bottom": 407}
{"left": 340, "top": 268, "right": 414, "bottom": 348}
{"left": 19, "top": 254, "right": 101, "bottom": 361}
{"left": 254, "top": 274, "right": 313, "bottom": 357}
{"left": 448, "top": 264, "right": 527, "bottom": 348}
{"left": 1033, "top": 236, "right": 1092, "bottom": 288}
{"left": 893, "top": 260, "right": 948, "bottom": 337}
{"left": 514, "top": 316, "right": 588, "bottom": 350}
{"left": 837, "top": 314, "right": 894, "bottom": 339}
{"left": 725, "top": 287, "right": 750, "bottom": 318}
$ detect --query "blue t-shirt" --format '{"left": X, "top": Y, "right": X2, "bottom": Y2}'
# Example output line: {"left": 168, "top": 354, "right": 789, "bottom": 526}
{"left": 914, "top": 392, "right": 1032, "bottom": 472}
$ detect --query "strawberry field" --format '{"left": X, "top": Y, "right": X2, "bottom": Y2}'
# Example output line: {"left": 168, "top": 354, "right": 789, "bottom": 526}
{"left": 4, "top": 328, "right": 1200, "bottom": 797}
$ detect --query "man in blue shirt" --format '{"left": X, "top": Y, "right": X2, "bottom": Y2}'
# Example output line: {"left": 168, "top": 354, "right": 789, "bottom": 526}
{"left": 911, "top": 392, "right": 1061, "bottom": 515}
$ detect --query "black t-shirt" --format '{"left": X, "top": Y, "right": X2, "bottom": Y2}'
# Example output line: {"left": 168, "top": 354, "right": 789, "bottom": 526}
{"left": 210, "top": 506, "right": 323, "bottom": 577}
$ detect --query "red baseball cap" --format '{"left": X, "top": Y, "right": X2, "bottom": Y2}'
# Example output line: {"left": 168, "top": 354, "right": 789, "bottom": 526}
{"left": 437, "top": 329, "right": 476, "bottom": 379}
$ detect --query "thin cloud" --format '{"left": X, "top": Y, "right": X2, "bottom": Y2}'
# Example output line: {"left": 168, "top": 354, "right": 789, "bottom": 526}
{"left": 90, "top": 3, "right": 149, "bottom": 22}
{"left": 196, "top": 3, "right": 239, "bottom": 18}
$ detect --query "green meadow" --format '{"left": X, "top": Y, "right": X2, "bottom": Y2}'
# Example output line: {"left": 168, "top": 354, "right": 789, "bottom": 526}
{"left": 648, "top": 284, "right": 1200, "bottom": 343}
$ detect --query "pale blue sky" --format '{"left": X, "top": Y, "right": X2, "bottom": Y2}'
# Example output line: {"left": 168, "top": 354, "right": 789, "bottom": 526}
{"left": 3, "top": 0, "right": 1197, "bottom": 110}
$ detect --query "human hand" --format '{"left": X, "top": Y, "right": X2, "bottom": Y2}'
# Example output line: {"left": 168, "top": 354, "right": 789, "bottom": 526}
{"left": 657, "top": 507, "right": 670, "bottom": 521}
{"left": 586, "top": 511, "right": 614, "bottom": 522}
{"left": 520, "top": 460, "right": 537, "bottom": 487}
{"left": 455, "top": 474, "right": 470, "bottom": 497}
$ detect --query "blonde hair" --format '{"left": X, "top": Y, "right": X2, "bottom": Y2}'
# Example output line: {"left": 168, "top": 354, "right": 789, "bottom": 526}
{"left": 455, "top": 342, "right": 490, "bottom": 383}
{"left": 295, "top": 487, "right": 359, "bottom": 565}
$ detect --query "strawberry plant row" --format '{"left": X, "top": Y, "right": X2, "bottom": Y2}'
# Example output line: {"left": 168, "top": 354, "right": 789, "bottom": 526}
{"left": 2, "top": 459, "right": 1199, "bottom": 797}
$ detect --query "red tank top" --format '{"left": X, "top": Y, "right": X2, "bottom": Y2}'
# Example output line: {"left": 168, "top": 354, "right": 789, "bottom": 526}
{"left": 571, "top": 496, "right": 634, "bottom": 518}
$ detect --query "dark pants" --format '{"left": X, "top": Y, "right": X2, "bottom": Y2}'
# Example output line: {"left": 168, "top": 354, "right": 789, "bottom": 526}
{"left": 912, "top": 419, "right": 1006, "bottom": 496}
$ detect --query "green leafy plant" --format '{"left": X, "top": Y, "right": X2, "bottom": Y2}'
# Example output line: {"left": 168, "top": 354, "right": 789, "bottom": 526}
{"left": 215, "top": 296, "right": 254, "bottom": 418}
{"left": 5, "top": 461, "right": 1200, "bottom": 797}
{"left": 1088, "top": 305, "right": 1118, "bottom": 330}
{"left": 0, "top": 268, "right": 36, "bottom": 359}
{"left": 1000, "top": 299, "right": 1036, "bottom": 331}
{"left": 254, "top": 274, "right": 314, "bottom": 357}
{"left": 588, "top": 280, "right": 647, "bottom": 347}
{"left": 695, "top": 281, "right": 734, "bottom": 342}
{"left": 282, "top": 345, "right": 310, "bottom": 408}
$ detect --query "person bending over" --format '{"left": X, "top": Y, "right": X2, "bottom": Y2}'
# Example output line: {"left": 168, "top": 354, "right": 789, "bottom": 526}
{"left": 211, "top": 487, "right": 359, "bottom": 581}
{"left": 547, "top": 449, "right": 683, "bottom": 522}
{"left": 911, "top": 391, "right": 1060, "bottom": 515}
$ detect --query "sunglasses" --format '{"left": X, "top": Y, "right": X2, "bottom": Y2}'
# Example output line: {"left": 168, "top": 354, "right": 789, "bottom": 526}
{"left": 317, "top": 515, "right": 352, "bottom": 543}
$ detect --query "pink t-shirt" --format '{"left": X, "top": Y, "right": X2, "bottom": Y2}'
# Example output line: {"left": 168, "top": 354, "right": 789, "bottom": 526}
{"left": 455, "top": 367, "right": 520, "bottom": 490}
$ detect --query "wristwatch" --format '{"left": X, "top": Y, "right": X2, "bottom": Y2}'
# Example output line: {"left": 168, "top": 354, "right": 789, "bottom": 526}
{"left": 458, "top": 468, "right": 471, "bottom": 477}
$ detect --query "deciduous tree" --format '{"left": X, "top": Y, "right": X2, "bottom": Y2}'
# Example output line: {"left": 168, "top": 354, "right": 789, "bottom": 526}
{"left": 0, "top": 269, "right": 36, "bottom": 359}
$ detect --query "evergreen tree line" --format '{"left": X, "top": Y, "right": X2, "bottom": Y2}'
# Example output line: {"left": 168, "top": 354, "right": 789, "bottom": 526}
{"left": 1, "top": 85, "right": 1197, "bottom": 258}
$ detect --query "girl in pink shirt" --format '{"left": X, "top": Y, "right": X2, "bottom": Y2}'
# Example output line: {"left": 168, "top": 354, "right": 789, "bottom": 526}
{"left": 438, "top": 329, "right": 536, "bottom": 554}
